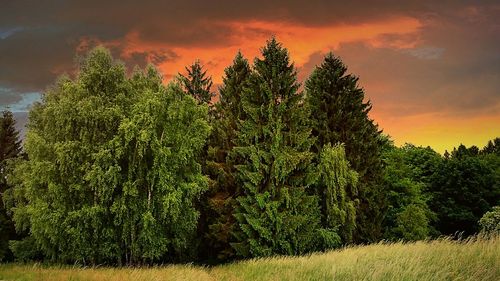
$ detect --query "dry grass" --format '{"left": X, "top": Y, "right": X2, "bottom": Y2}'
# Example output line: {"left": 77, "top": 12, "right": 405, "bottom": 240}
{"left": 1, "top": 235, "right": 499, "bottom": 281}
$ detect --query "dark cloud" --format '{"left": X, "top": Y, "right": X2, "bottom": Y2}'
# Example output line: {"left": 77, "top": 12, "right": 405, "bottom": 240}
{"left": 0, "top": 87, "right": 23, "bottom": 105}
{"left": 0, "top": 27, "right": 75, "bottom": 91}
{"left": 1, "top": 1, "right": 496, "bottom": 94}
{"left": 1, "top": 0, "right": 499, "bottom": 142}
{"left": 331, "top": 38, "right": 500, "bottom": 118}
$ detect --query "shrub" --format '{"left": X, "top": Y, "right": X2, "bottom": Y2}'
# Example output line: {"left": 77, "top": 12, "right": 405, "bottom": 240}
{"left": 479, "top": 206, "right": 500, "bottom": 234}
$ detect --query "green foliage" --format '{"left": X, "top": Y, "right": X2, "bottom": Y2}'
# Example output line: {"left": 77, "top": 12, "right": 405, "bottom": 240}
{"left": 0, "top": 110, "right": 22, "bottom": 165}
{"left": 179, "top": 60, "right": 214, "bottom": 104}
{"left": 481, "top": 138, "right": 500, "bottom": 155}
{"left": 382, "top": 142, "right": 439, "bottom": 240}
{"left": 111, "top": 74, "right": 211, "bottom": 263}
{"left": 2, "top": 39, "right": 498, "bottom": 265}
{"left": 306, "top": 53, "right": 385, "bottom": 242}
{"left": 6, "top": 47, "right": 210, "bottom": 264}
{"left": 231, "top": 38, "right": 321, "bottom": 257}
{"left": 429, "top": 144, "right": 499, "bottom": 236}
{"left": 395, "top": 204, "right": 430, "bottom": 241}
{"left": 479, "top": 206, "right": 500, "bottom": 233}
{"left": 314, "top": 228, "right": 342, "bottom": 250}
{"left": 202, "top": 52, "right": 251, "bottom": 261}
{"left": 0, "top": 110, "right": 22, "bottom": 261}
{"left": 8, "top": 236, "right": 43, "bottom": 262}
{"left": 232, "top": 189, "right": 321, "bottom": 257}
{"left": 317, "top": 143, "right": 358, "bottom": 244}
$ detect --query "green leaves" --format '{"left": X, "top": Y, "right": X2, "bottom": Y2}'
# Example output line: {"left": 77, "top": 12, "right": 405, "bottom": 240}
{"left": 5, "top": 39, "right": 495, "bottom": 265}
{"left": 0, "top": 110, "right": 22, "bottom": 261}
{"left": 6, "top": 48, "right": 210, "bottom": 264}
{"left": 306, "top": 52, "right": 384, "bottom": 243}
{"left": 318, "top": 143, "right": 358, "bottom": 244}
{"left": 381, "top": 143, "right": 437, "bottom": 241}
{"left": 231, "top": 38, "right": 321, "bottom": 258}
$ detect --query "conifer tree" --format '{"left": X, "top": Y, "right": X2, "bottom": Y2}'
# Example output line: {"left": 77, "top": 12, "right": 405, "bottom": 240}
{"left": 230, "top": 38, "right": 321, "bottom": 257}
{"left": 481, "top": 138, "right": 500, "bottom": 155}
{"left": 179, "top": 60, "right": 214, "bottom": 104}
{"left": 202, "top": 52, "right": 251, "bottom": 260}
{"left": 306, "top": 53, "right": 385, "bottom": 242}
{"left": 0, "top": 111, "right": 21, "bottom": 164}
{"left": 0, "top": 110, "right": 22, "bottom": 261}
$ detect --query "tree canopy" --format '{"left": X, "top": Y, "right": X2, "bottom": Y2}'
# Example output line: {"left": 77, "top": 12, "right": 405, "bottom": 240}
{"left": 2, "top": 40, "right": 499, "bottom": 265}
{"left": 5, "top": 48, "right": 210, "bottom": 264}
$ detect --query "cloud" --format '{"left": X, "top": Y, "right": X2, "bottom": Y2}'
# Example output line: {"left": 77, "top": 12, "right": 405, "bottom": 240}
{"left": 404, "top": 47, "right": 445, "bottom": 60}
{"left": 0, "top": 0, "right": 499, "bottom": 151}
{"left": 0, "top": 92, "right": 41, "bottom": 113}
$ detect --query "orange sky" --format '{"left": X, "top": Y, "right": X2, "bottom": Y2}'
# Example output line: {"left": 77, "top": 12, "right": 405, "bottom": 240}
{"left": 102, "top": 18, "right": 498, "bottom": 153}
{"left": 1, "top": 1, "right": 499, "bottom": 153}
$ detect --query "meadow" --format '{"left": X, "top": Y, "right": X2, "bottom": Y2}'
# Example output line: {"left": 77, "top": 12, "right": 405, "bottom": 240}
{"left": 1, "top": 235, "right": 498, "bottom": 281}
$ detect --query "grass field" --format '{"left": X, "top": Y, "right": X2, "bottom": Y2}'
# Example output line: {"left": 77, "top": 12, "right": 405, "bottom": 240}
{"left": 1, "top": 235, "right": 498, "bottom": 281}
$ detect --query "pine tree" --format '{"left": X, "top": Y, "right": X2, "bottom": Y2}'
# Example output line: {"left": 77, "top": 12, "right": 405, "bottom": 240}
{"left": 178, "top": 60, "right": 214, "bottom": 260}
{"left": 179, "top": 60, "right": 214, "bottom": 104}
{"left": 202, "top": 52, "right": 251, "bottom": 260}
{"left": 230, "top": 38, "right": 321, "bottom": 257}
{"left": 306, "top": 53, "right": 385, "bottom": 243}
{"left": 0, "top": 111, "right": 21, "bottom": 164}
{"left": 0, "top": 110, "right": 22, "bottom": 261}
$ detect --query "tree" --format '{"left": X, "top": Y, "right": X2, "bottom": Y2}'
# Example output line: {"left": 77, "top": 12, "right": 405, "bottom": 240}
{"left": 395, "top": 204, "right": 430, "bottom": 241}
{"left": 429, "top": 145, "right": 499, "bottom": 236}
{"left": 6, "top": 47, "right": 211, "bottom": 264}
{"left": 306, "top": 53, "right": 385, "bottom": 242}
{"left": 112, "top": 68, "right": 211, "bottom": 263}
{"left": 317, "top": 143, "right": 358, "bottom": 244}
{"left": 481, "top": 138, "right": 500, "bottom": 155}
{"left": 381, "top": 142, "right": 439, "bottom": 240}
{"left": 202, "top": 52, "right": 251, "bottom": 261}
{"left": 0, "top": 110, "right": 21, "bottom": 164}
{"left": 230, "top": 38, "right": 321, "bottom": 257}
{"left": 0, "top": 110, "right": 22, "bottom": 261}
{"left": 179, "top": 60, "right": 214, "bottom": 104}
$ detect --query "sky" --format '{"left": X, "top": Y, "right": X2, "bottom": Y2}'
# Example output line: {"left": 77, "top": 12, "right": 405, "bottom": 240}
{"left": 1, "top": 1, "right": 499, "bottom": 153}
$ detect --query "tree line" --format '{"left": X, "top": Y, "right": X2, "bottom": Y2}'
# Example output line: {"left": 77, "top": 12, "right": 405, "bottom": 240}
{"left": 0, "top": 38, "right": 498, "bottom": 264}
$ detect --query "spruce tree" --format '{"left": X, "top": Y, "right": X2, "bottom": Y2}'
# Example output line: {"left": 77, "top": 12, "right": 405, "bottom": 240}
{"left": 306, "top": 53, "right": 385, "bottom": 242}
{"left": 0, "top": 111, "right": 21, "bottom": 164}
{"left": 230, "top": 38, "right": 321, "bottom": 257}
{"left": 179, "top": 60, "right": 214, "bottom": 104}
{"left": 0, "top": 110, "right": 22, "bottom": 261}
{"left": 202, "top": 52, "right": 251, "bottom": 260}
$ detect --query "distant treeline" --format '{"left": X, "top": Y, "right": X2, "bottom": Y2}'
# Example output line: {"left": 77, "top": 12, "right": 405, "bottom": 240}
{"left": 0, "top": 38, "right": 498, "bottom": 265}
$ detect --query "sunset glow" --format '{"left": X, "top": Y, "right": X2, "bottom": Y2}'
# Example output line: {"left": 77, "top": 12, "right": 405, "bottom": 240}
{"left": 1, "top": 1, "right": 499, "bottom": 153}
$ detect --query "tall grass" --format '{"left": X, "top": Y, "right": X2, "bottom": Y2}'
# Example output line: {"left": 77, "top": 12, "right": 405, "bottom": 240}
{"left": 1, "top": 235, "right": 499, "bottom": 281}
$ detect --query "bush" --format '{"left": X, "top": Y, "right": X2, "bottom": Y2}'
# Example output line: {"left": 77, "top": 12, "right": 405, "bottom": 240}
{"left": 479, "top": 206, "right": 500, "bottom": 234}
{"left": 9, "top": 237, "right": 44, "bottom": 262}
